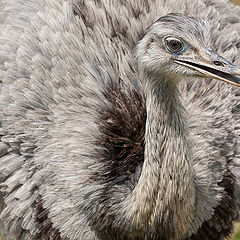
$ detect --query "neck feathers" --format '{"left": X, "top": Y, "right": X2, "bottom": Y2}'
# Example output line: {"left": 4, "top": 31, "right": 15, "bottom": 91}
{"left": 127, "top": 74, "right": 196, "bottom": 239}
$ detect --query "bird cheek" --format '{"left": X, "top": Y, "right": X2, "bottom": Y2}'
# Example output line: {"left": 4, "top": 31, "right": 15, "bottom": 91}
{"left": 172, "top": 65, "right": 196, "bottom": 77}
{"left": 170, "top": 64, "right": 187, "bottom": 76}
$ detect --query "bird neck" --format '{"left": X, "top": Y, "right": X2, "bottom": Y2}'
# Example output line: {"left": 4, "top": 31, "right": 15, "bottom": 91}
{"left": 128, "top": 73, "right": 196, "bottom": 239}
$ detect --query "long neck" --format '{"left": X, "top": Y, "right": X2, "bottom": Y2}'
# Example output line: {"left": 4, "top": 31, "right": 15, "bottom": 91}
{"left": 128, "top": 73, "right": 196, "bottom": 239}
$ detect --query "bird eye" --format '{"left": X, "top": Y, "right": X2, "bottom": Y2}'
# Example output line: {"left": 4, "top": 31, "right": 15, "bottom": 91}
{"left": 164, "top": 37, "right": 184, "bottom": 53}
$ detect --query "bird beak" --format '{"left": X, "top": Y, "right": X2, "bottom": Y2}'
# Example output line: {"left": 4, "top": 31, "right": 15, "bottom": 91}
{"left": 174, "top": 48, "right": 240, "bottom": 87}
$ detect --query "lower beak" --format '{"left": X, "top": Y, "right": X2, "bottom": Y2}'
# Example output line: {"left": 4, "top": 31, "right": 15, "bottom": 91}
{"left": 174, "top": 50, "right": 240, "bottom": 87}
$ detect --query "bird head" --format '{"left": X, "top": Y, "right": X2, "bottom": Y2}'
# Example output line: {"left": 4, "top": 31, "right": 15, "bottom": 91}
{"left": 137, "top": 13, "right": 240, "bottom": 87}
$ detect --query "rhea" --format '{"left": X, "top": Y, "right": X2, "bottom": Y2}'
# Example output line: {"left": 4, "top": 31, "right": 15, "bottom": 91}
{"left": 0, "top": 7, "right": 240, "bottom": 240}
{"left": 126, "top": 13, "right": 240, "bottom": 240}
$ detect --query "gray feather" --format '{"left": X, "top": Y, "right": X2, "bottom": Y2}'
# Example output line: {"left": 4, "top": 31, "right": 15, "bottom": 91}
{"left": 0, "top": 0, "right": 239, "bottom": 239}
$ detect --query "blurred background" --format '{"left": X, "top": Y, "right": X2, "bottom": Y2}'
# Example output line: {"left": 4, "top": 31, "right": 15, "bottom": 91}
{"left": 232, "top": 0, "right": 240, "bottom": 5}
{"left": 231, "top": 222, "right": 240, "bottom": 240}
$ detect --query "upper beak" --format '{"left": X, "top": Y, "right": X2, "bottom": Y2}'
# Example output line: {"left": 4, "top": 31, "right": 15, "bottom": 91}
{"left": 174, "top": 48, "right": 240, "bottom": 87}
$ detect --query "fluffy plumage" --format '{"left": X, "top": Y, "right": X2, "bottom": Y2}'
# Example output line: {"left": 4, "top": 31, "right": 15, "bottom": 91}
{"left": 0, "top": 0, "right": 239, "bottom": 239}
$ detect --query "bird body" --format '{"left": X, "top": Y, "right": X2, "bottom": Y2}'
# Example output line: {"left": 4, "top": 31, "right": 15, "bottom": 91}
{"left": 0, "top": 0, "right": 239, "bottom": 239}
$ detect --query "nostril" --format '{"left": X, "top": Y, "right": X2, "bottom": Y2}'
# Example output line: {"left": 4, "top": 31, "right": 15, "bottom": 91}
{"left": 213, "top": 61, "right": 224, "bottom": 67}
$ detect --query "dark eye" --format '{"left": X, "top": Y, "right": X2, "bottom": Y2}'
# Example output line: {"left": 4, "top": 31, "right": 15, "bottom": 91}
{"left": 164, "top": 37, "right": 183, "bottom": 53}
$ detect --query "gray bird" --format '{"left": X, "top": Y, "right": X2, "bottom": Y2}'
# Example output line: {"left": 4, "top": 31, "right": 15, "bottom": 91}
{"left": 0, "top": 0, "right": 239, "bottom": 240}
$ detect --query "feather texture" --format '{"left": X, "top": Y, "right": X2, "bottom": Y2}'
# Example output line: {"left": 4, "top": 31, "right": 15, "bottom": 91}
{"left": 0, "top": 0, "right": 239, "bottom": 239}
